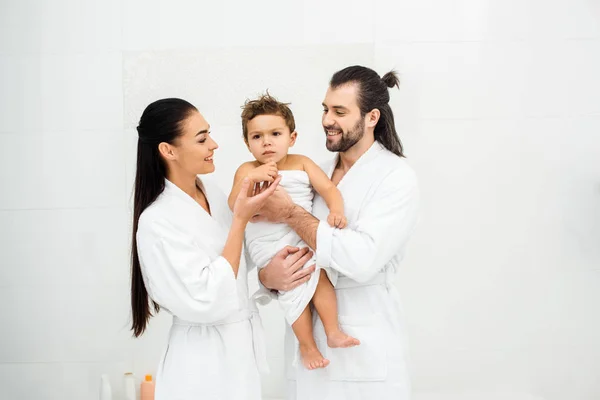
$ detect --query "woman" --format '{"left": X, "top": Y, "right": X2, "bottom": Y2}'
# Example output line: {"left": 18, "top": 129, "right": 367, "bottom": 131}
{"left": 130, "top": 98, "right": 280, "bottom": 399}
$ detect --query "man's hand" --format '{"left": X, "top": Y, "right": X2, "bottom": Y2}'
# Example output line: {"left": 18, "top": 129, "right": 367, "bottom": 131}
{"left": 251, "top": 185, "right": 296, "bottom": 224}
{"left": 259, "top": 246, "right": 316, "bottom": 291}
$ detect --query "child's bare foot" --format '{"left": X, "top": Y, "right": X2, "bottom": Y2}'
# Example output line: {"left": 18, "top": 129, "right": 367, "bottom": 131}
{"left": 299, "top": 344, "right": 330, "bottom": 370}
{"left": 326, "top": 330, "right": 360, "bottom": 348}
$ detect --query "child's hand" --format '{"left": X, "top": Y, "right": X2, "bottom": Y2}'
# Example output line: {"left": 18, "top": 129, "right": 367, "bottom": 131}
{"left": 327, "top": 212, "right": 347, "bottom": 229}
{"left": 248, "top": 161, "right": 278, "bottom": 183}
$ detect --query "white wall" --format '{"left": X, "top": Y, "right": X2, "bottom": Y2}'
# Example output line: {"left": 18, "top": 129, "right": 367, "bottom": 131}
{"left": 1, "top": 1, "right": 599, "bottom": 399}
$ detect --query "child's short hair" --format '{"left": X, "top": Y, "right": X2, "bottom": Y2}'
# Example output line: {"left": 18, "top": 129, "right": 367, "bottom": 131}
{"left": 241, "top": 92, "right": 296, "bottom": 142}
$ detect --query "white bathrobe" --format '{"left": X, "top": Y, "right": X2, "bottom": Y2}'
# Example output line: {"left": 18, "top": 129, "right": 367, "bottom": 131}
{"left": 284, "top": 141, "right": 419, "bottom": 400}
{"left": 136, "top": 177, "right": 267, "bottom": 400}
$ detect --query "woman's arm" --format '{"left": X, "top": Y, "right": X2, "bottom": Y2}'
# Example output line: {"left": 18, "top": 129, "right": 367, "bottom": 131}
{"left": 137, "top": 178, "right": 282, "bottom": 324}
{"left": 221, "top": 216, "right": 247, "bottom": 277}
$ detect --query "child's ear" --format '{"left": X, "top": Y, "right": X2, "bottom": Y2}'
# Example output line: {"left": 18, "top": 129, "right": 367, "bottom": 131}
{"left": 290, "top": 131, "right": 298, "bottom": 147}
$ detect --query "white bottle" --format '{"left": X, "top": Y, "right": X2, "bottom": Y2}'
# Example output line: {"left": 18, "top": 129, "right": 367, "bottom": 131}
{"left": 124, "top": 372, "right": 136, "bottom": 400}
{"left": 99, "top": 374, "right": 112, "bottom": 400}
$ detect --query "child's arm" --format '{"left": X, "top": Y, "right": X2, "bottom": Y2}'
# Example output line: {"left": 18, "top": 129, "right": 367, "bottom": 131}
{"left": 228, "top": 163, "right": 254, "bottom": 211}
{"left": 228, "top": 161, "right": 278, "bottom": 211}
{"left": 301, "top": 156, "right": 347, "bottom": 228}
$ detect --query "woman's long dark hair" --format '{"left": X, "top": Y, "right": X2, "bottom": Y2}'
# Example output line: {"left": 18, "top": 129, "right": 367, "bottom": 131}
{"left": 131, "top": 98, "right": 197, "bottom": 337}
{"left": 330, "top": 65, "right": 405, "bottom": 157}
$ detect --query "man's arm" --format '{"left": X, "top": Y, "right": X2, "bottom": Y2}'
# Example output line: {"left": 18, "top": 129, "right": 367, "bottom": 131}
{"left": 308, "top": 170, "right": 418, "bottom": 283}
{"left": 255, "top": 168, "right": 418, "bottom": 286}
{"left": 254, "top": 199, "right": 320, "bottom": 291}
{"left": 275, "top": 169, "right": 418, "bottom": 283}
{"left": 250, "top": 185, "right": 320, "bottom": 249}
{"left": 284, "top": 205, "right": 319, "bottom": 250}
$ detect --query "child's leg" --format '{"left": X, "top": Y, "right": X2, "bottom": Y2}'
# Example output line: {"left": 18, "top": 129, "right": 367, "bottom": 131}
{"left": 312, "top": 269, "right": 361, "bottom": 348}
{"left": 291, "top": 304, "right": 330, "bottom": 370}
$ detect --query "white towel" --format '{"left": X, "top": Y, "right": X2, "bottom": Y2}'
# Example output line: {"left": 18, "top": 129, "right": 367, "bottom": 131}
{"left": 245, "top": 170, "right": 335, "bottom": 325}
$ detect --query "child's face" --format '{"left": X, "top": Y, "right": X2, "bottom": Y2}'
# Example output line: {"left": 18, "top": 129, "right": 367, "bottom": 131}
{"left": 245, "top": 114, "right": 297, "bottom": 164}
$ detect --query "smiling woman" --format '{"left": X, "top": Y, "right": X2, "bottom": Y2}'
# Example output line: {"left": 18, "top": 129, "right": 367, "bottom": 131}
{"left": 129, "top": 98, "right": 281, "bottom": 399}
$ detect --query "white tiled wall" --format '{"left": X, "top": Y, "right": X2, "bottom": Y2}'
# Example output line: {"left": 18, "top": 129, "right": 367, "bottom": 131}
{"left": 1, "top": 0, "right": 599, "bottom": 399}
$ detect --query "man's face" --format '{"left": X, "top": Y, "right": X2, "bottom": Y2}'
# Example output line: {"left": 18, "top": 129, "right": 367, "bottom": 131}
{"left": 322, "top": 83, "right": 365, "bottom": 153}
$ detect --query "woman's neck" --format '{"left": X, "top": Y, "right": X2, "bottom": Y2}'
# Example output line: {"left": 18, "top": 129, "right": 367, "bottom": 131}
{"left": 166, "top": 169, "right": 200, "bottom": 200}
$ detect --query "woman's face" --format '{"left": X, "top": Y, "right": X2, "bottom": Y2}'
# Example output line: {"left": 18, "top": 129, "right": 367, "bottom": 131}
{"left": 165, "top": 110, "right": 219, "bottom": 175}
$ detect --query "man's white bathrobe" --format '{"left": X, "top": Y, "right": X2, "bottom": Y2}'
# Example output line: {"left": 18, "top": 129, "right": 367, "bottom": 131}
{"left": 136, "top": 178, "right": 267, "bottom": 400}
{"left": 284, "top": 141, "right": 419, "bottom": 400}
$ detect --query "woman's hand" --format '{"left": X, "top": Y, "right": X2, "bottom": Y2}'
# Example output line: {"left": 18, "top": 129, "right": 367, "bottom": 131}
{"left": 233, "top": 176, "right": 281, "bottom": 222}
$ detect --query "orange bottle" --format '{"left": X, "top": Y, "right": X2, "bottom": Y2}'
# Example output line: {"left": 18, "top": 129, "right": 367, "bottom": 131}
{"left": 140, "top": 374, "right": 155, "bottom": 400}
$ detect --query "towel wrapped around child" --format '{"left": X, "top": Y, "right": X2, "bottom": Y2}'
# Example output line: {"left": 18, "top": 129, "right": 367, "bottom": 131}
{"left": 245, "top": 170, "right": 336, "bottom": 324}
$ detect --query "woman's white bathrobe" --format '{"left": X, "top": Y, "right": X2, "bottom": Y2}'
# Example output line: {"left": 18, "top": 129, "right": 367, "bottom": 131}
{"left": 136, "top": 177, "right": 267, "bottom": 400}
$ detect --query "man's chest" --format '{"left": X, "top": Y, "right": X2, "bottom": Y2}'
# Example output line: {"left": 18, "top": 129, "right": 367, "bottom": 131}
{"left": 313, "top": 170, "right": 377, "bottom": 223}
{"left": 330, "top": 167, "right": 345, "bottom": 186}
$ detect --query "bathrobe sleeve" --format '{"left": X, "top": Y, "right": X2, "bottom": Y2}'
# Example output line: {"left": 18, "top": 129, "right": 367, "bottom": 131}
{"left": 316, "top": 169, "right": 419, "bottom": 283}
{"left": 136, "top": 217, "right": 239, "bottom": 323}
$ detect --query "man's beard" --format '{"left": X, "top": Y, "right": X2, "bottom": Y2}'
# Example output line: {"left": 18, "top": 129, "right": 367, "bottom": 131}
{"left": 324, "top": 117, "right": 365, "bottom": 152}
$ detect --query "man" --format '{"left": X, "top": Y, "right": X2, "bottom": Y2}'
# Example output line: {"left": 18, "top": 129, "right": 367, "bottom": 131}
{"left": 257, "top": 65, "right": 419, "bottom": 399}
